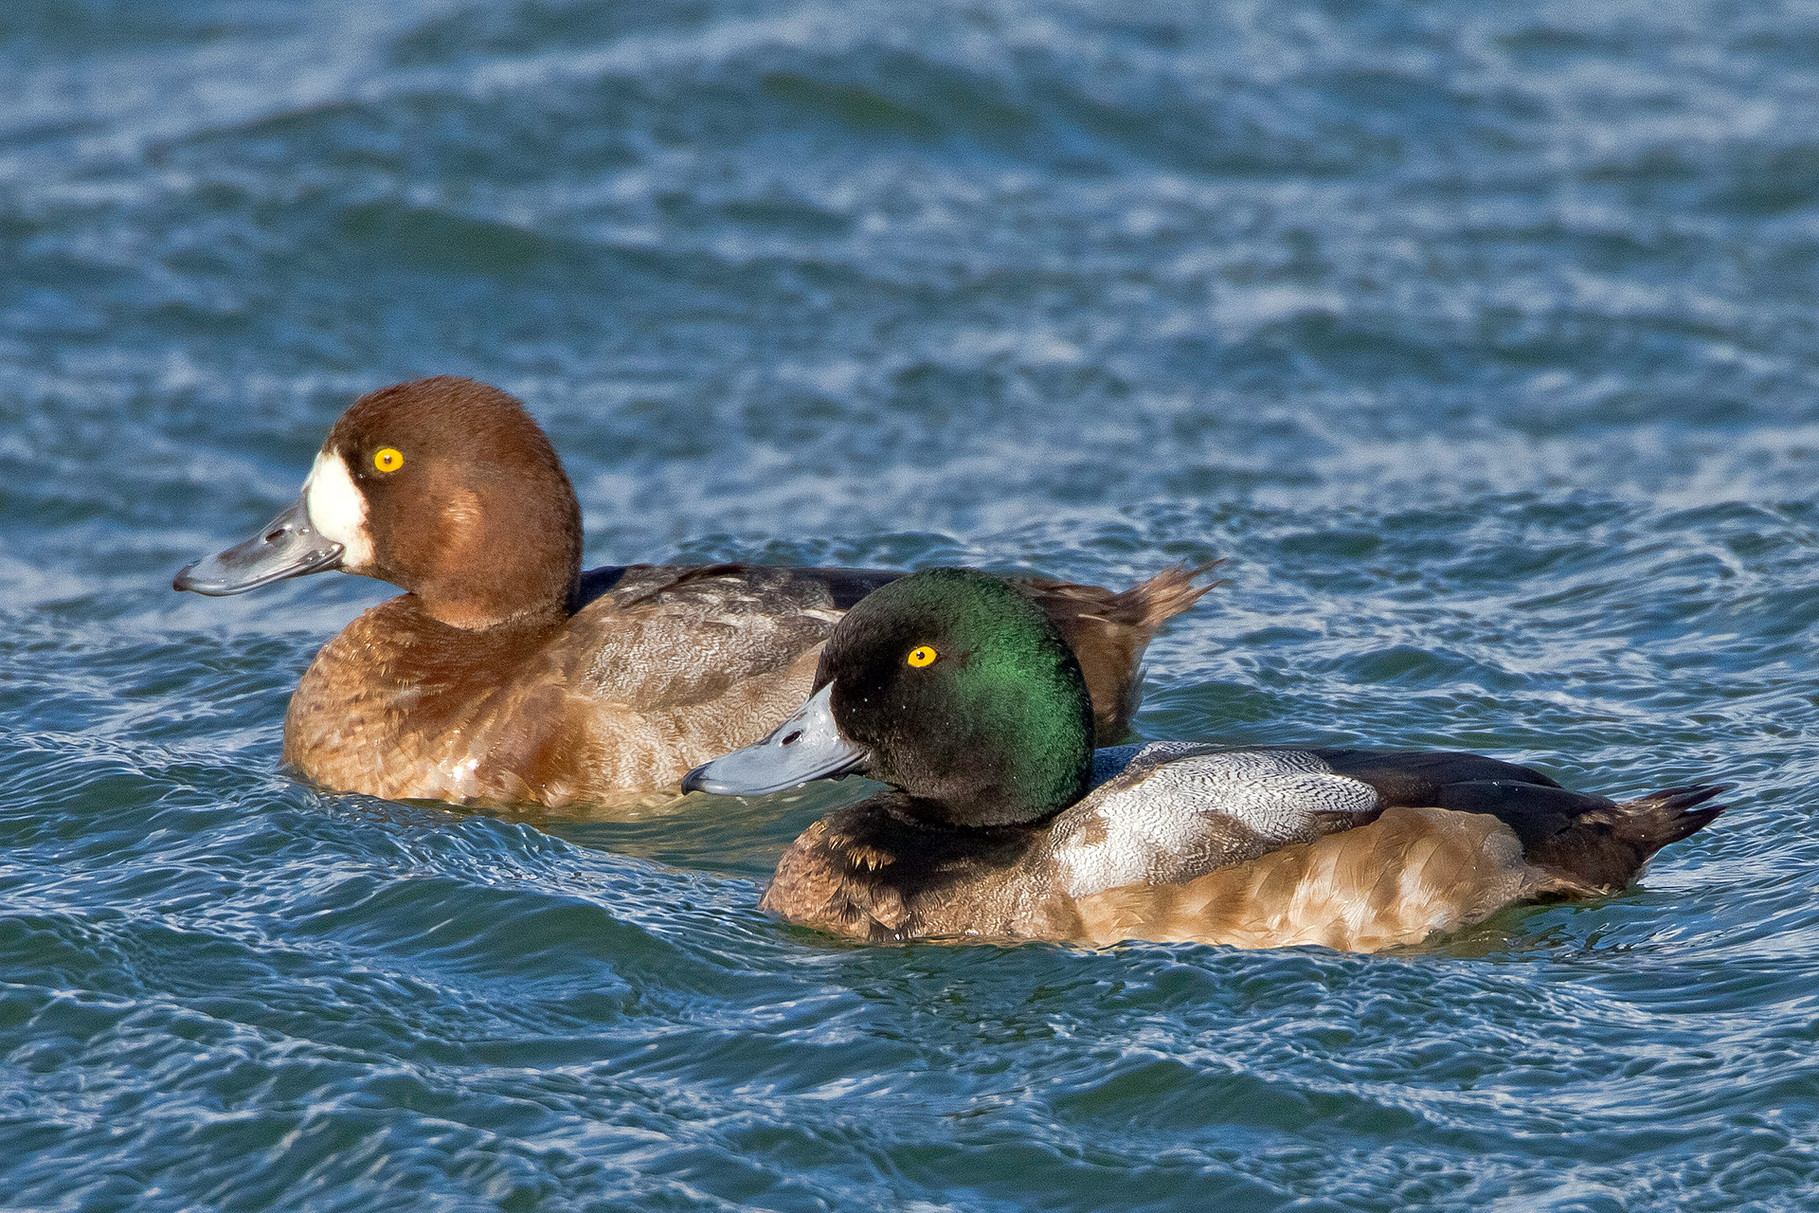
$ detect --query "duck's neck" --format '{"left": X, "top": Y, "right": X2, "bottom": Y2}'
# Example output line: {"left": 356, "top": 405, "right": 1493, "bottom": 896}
{"left": 381, "top": 461, "right": 584, "bottom": 630}
{"left": 415, "top": 585, "right": 575, "bottom": 632}
{"left": 400, "top": 520, "right": 580, "bottom": 629}
{"left": 884, "top": 704, "right": 1092, "bottom": 829}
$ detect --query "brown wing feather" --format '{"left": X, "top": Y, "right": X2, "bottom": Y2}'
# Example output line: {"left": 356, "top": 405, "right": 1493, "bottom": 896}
{"left": 590, "top": 561, "right": 1211, "bottom": 745}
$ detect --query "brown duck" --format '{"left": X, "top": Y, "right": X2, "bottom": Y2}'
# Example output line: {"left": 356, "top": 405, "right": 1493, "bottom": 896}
{"left": 683, "top": 568, "right": 1727, "bottom": 952}
{"left": 173, "top": 378, "right": 1208, "bottom": 807}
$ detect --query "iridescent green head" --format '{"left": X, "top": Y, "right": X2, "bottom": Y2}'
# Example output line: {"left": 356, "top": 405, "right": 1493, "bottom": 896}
{"left": 813, "top": 567, "right": 1096, "bottom": 827}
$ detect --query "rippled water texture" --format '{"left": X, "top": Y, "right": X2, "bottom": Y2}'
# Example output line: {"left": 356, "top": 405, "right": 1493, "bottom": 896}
{"left": 4, "top": 1, "right": 1819, "bottom": 1208}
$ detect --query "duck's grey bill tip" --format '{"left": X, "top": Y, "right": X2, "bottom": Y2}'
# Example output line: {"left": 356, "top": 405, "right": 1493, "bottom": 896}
{"left": 173, "top": 497, "right": 343, "bottom": 595}
{"left": 682, "top": 684, "right": 866, "bottom": 796}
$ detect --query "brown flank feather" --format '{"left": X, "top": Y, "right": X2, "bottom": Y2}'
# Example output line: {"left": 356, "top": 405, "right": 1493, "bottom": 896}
{"left": 1071, "top": 806, "right": 1562, "bottom": 951}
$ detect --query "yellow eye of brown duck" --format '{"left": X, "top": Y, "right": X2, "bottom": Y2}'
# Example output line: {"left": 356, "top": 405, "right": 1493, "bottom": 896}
{"left": 906, "top": 645, "right": 938, "bottom": 668}
{"left": 372, "top": 447, "right": 404, "bottom": 473}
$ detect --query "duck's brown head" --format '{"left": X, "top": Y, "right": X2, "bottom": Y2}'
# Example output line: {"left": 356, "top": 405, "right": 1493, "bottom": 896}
{"left": 175, "top": 377, "right": 583, "bottom": 630}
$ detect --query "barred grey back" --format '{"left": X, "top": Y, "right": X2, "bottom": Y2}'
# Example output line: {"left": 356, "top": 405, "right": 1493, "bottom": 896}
{"left": 1053, "top": 744, "right": 1381, "bottom": 897}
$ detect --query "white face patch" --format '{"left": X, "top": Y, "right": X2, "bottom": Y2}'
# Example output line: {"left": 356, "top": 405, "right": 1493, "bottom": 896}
{"left": 303, "top": 449, "right": 375, "bottom": 571}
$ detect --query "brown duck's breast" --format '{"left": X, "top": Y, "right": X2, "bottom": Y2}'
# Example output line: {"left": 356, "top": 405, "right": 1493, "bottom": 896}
{"left": 281, "top": 597, "right": 563, "bottom": 802}
{"left": 1070, "top": 806, "right": 1576, "bottom": 952}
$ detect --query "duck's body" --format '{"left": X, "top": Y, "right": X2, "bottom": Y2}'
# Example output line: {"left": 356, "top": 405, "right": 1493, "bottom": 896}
{"left": 282, "top": 563, "right": 884, "bottom": 804}
{"left": 283, "top": 561, "right": 1198, "bottom": 805}
{"left": 761, "top": 743, "right": 1723, "bottom": 949}
{"left": 686, "top": 569, "right": 1726, "bottom": 952}
{"left": 177, "top": 378, "right": 1207, "bottom": 806}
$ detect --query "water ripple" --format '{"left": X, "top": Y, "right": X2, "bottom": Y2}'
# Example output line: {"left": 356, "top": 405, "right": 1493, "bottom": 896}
{"left": 4, "top": 0, "right": 1819, "bottom": 1209}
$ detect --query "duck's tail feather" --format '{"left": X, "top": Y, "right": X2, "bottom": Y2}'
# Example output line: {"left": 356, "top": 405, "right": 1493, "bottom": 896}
{"left": 1618, "top": 784, "right": 1728, "bottom": 847}
{"left": 1531, "top": 784, "right": 1727, "bottom": 894}
{"left": 1096, "top": 561, "right": 1223, "bottom": 630}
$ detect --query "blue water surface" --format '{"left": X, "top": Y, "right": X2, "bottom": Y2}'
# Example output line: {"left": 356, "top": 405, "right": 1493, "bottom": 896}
{"left": 3, "top": 0, "right": 1819, "bottom": 1209}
